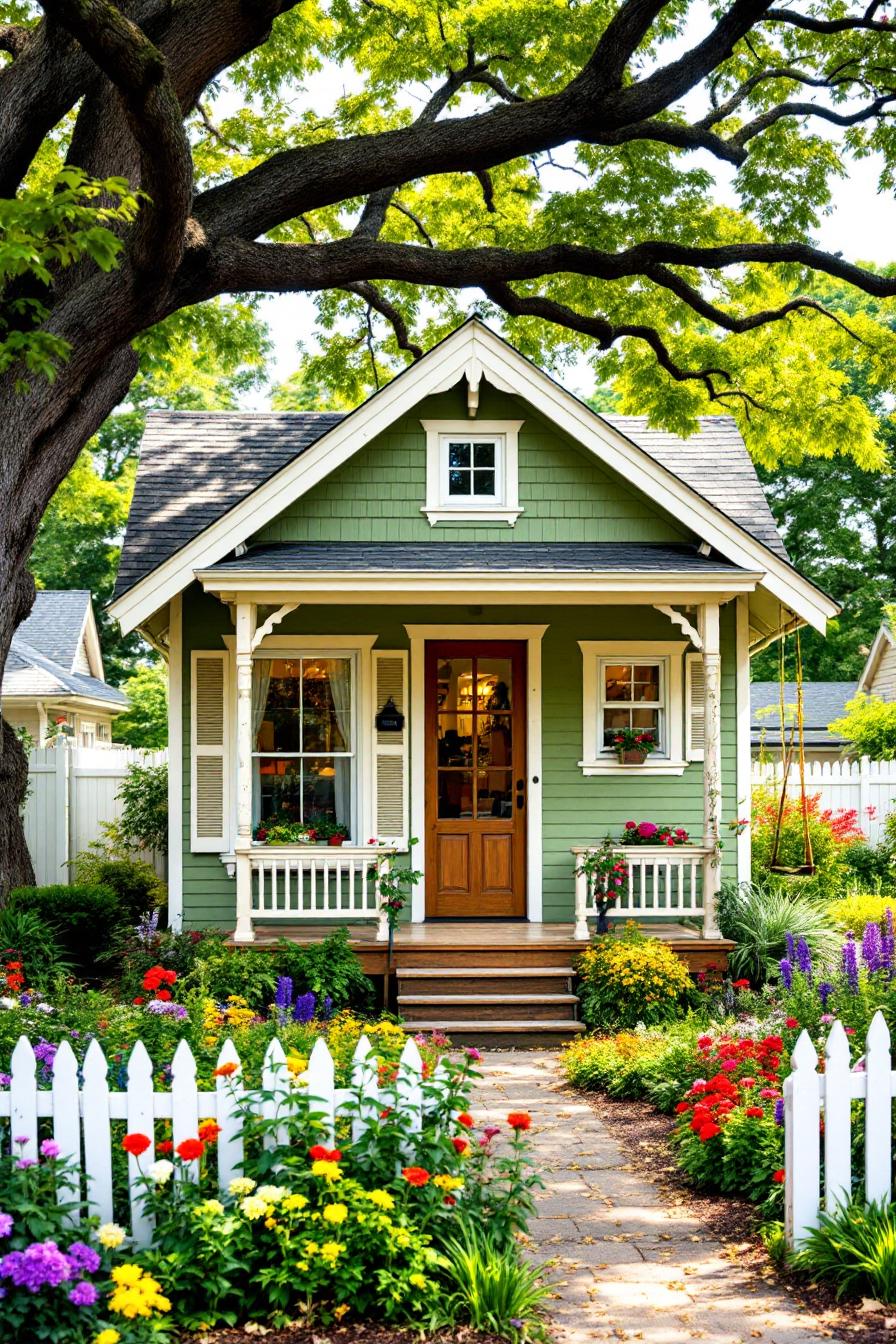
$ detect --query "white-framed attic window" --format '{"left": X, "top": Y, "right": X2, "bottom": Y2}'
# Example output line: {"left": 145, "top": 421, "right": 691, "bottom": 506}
{"left": 577, "top": 640, "right": 689, "bottom": 775}
{"left": 420, "top": 419, "right": 524, "bottom": 525}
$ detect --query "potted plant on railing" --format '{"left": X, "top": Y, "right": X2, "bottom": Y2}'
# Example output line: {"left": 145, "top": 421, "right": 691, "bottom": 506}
{"left": 574, "top": 838, "right": 629, "bottom": 935}
{"left": 621, "top": 820, "right": 691, "bottom": 847}
{"left": 612, "top": 727, "right": 658, "bottom": 765}
{"left": 253, "top": 818, "right": 315, "bottom": 845}
{"left": 309, "top": 815, "right": 351, "bottom": 847}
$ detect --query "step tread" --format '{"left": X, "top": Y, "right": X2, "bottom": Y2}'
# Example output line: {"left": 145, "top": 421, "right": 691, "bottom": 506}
{"left": 396, "top": 966, "right": 574, "bottom": 978}
{"left": 398, "top": 993, "right": 579, "bottom": 1005}
{"left": 407, "top": 1020, "right": 586, "bottom": 1032}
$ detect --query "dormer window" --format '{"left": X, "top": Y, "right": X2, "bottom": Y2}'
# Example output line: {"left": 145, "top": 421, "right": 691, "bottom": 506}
{"left": 421, "top": 419, "right": 523, "bottom": 525}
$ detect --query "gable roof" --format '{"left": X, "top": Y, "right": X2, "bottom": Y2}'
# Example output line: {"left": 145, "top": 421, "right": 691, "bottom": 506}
{"left": 3, "top": 636, "right": 128, "bottom": 708}
{"left": 18, "top": 590, "right": 92, "bottom": 670}
{"left": 109, "top": 319, "right": 837, "bottom": 636}
{"left": 750, "top": 680, "right": 854, "bottom": 748}
{"left": 858, "top": 620, "right": 895, "bottom": 693}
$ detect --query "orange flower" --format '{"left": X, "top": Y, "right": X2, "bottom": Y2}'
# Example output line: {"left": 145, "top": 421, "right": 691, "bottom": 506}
{"left": 507, "top": 1111, "right": 532, "bottom": 1131}
{"left": 772, "top": 1169, "right": 785, "bottom": 1184}
{"left": 456, "top": 1112, "right": 474, "bottom": 1128}
{"left": 121, "top": 1133, "right": 151, "bottom": 1157}
{"left": 212, "top": 1062, "right": 238, "bottom": 1078}
{"left": 176, "top": 1138, "right": 205, "bottom": 1161}
{"left": 198, "top": 1120, "right": 222, "bottom": 1143}
{"left": 402, "top": 1166, "right": 430, "bottom": 1187}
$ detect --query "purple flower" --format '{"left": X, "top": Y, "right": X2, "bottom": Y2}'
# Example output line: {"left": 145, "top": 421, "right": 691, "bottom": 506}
{"left": 67, "top": 1280, "right": 98, "bottom": 1307}
{"left": 19, "top": 993, "right": 31, "bottom": 1007}
{"left": 275, "top": 976, "right": 293, "bottom": 1023}
{"left": 39, "top": 1140, "right": 59, "bottom": 1160}
{"left": 0, "top": 1214, "right": 12, "bottom": 1238}
{"left": 779, "top": 958, "right": 793, "bottom": 990}
{"left": 135, "top": 909, "right": 160, "bottom": 943}
{"left": 33, "top": 1039, "right": 56, "bottom": 1070}
{"left": 785, "top": 932, "right": 796, "bottom": 962}
{"left": 146, "top": 1000, "right": 188, "bottom": 1018}
{"left": 66, "top": 1242, "right": 100, "bottom": 1274}
{"left": 796, "top": 937, "right": 812, "bottom": 978}
{"left": 292, "top": 991, "right": 316, "bottom": 1024}
{"left": 820, "top": 1013, "right": 835, "bottom": 1025}
{"left": 13, "top": 1136, "right": 28, "bottom": 1147}
{"left": 774, "top": 1098, "right": 785, "bottom": 1127}
{"left": 818, "top": 982, "right": 834, "bottom": 1010}
{"left": 466, "top": 1047, "right": 482, "bottom": 1061}
{"left": 322, "top": 995, "right": 333, "bottom": 1020}
{"left": 862, "top": 921, "right": 883, "bottom": 974}
{"left": 843, "top": 934, "right": 859, "bottom": 993}
{"left": 0, "top": 1240, "right": 72, "bottom": 1291}
{"left": 0, "top": 1074, "right": 10, "bottom": 1088}
{"left": 887, "top": 906, "right": 894, "bottom": 938}
{"left": 883, "top": 935, "right": 894, "bottom": 975}
{"left": 16, "top": 1159, "right": 36, "bottom": 1170}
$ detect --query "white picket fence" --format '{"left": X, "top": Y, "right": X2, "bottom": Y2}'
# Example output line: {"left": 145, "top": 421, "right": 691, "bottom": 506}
{"left": 785, "top": 1010, "right": 894, "bottom": 1249}
{"left": 0, "top": 1031, "right": 439, "bottom": 1248}
{"left": 23, "top": 744, "right": 168, "bottom": 884}
{"left": 753, "top": 757, "right": 896, "bottom": 847}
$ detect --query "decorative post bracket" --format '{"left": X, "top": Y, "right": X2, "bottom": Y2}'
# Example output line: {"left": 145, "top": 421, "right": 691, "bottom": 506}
{"left": 653, "top": 604, "right": 703, "bottom": 650}
{"left": 251, "top": 602, "right": 299, "bottom": 651}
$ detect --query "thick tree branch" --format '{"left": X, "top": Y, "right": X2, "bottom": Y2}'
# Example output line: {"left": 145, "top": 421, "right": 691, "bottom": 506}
{"left": 734, "top": 92, "right": 896, "bottom": 144}
{"left": 0, "top": 25, "right": 30, "bottom": 57}
{"left": 765, "top": 7, "right": 895, "bottom": 33}
{"left": 342, "top": 282, "right": 424, "bottom": 359}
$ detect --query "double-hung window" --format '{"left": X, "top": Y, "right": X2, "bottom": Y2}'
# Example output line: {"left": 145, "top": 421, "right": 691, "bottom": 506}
{"left": 421, "top": 420, "right": 523, "bottom": 524}
{"left": 251, "top": 655, "right": 355, "bottom": 836}
{"left": 599, "top": 660, "right": 665, "bottom": 750}
{"left": 578, "top": 641, "right": 687, "bottom": 774}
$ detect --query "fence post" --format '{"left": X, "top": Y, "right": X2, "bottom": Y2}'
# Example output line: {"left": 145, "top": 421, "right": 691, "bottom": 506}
{"left": 350, "top": 1034, "right": 379, "bottom": 1144}
{"left": 785, "top": 1030, "right": 821, "bottom": 1250}
{"left": 127, "top": 1042, "right": 156, "bottom": 1246}
{"left": 82, "top": 1039, "right": 113, "bottom": 1224}
{"left": 215, "top": 1039, "right": 245, "bottom": 1192}
{"left": 10, "top": 1036, "right": 38, "bottom": 1162}
{"left": 864, "top": 1011, "right": 892, "bottom": 1205}
{"left": 823, "top": 1021, "right": 852, "bottom": 1215}
{"left": 304, "top": 1037, "right": 336, "bottom": 1144}
{"left": 262, "top": 1037, "right": 291, "bottom": 1154}
{"left": 171, "top": 1038, "right": 200, "bottom": 1183}
{"left": 54, "top": 746, "right": 70, "bottom": 880}
{"left": 573, "top": 851, "right": 589, "bottom": 940}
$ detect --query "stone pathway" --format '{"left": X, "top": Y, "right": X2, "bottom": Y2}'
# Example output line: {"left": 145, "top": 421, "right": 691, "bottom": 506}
{"left": 476, "top": 1051, "right": 840, "bottom": 1344}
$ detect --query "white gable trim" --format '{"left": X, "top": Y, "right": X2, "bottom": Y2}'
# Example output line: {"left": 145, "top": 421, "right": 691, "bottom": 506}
{"left": 79, "top": 601, "right": 105, "bottom": 681}
{"left": 858, "top": 622, "right": 895, "bottom": 692}
{"left": 109, "top": 321, "right": 838, "bottom": 637}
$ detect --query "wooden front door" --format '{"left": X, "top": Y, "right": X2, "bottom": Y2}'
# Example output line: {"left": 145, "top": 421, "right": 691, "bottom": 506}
{"left": 425, "top": 641, "right": 527, "bottom": 917}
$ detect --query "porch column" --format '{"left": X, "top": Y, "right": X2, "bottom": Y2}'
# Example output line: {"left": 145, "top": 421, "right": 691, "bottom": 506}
{"left": 701, "top": 602, "right": 722, "bottom": 938}
{"left": 234, "top": 601, "right": 256, "bottom": 944}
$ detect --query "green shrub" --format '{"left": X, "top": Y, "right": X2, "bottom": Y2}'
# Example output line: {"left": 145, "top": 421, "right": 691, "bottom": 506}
{"left": 752, "top": 783, "right": 866, "bottom": 883}
{"left": 275, "top": 928, "right": 375, "bottom": 1012}
{"left": 184, "top": 940, "right": 280, "bottom": 1010}
{"left": 794, "top": 1198, "right": 896, "bottom": 1302}
{"left": 6, "top": 884, "right": 122, "bottom": 979}
{"left": 561, "top": 1022, "right": 705, "bottom": 1112}
{"left": 72, "top": 855, "right": 166, "bottom": 926}
{"left": 576, "top": 926, "right": 694, "bottom": 1030}
{"left": 434, "top": 1227, "right": 551, "bottom": 1342}
{"left": 828, "top": 890, "right": 896, "bottom": 937}
{"left": 844, "top": 842, "right": 893, "bottom": 886}
{"left": 0, "top": 907, "right": 72, "bottom": 987}
{"left": 830, "top": 692, "right": 896, "bottom": 761}
{"left": 116, "top": 760, "right": 168, "bottom": 853}
{"left": 718, "top": 880, "right": 840, "bottom": 985}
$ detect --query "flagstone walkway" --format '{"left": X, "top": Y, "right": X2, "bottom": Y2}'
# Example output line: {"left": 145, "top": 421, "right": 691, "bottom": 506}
{"left": 476, "top": 1052, "right": 840, "bottom": 1344}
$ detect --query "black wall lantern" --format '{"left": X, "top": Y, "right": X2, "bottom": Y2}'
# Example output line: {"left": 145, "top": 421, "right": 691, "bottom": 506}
{"left": 375, "top": 696, "right": 405, "bottom": 733}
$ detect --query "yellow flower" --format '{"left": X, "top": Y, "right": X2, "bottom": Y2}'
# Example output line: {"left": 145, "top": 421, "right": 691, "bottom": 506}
{"left": 366, "top": 1188, "right": 395, "bottom": 1210}
{"left": 323, "top": 1203, "right": 348, "bottom": 1224}
{"left": 97, "top": 1223, "right": 126, "bottom": 1249}
{"left": 229, "top": 1177, "right": 256, "bottom": 1196}
{"left": 320, "top": 1240, "right": 344, "bottom": 1262}
{"left": 111, "top": 1265, "right": 143, "bottom": 1288}
{"left": 334, "top": 1304, "right": 350, "bottom": 1320}
{"left": 311, "top": 1159, "right": 342, "bottom": 1182}
{"left": 195, "top": 1198, "right": 224, "bottom": 1216}
{"left": 264, "top": 1216, "right": 277, "bottom": 1230}
{"left": 286, "top": 1053, "right": 308, "bottom": 1076}
{"left": 282, "top": 1193, "right": 309, "bottom": 1212}
{"left": 394, "top": 1230, "right": 411, "bottom": 1249}
{"left": 295, "top": 1259, "right": 309, "bottom": 1272}
{"left": 256, "top": 1184, "right": 287, "bottom": 1203}
{"left": 240, "top": 1195, "right": 269, "bottom": 1220}
{"left": 93, "top": 1332, "right": 121, "bottom": 1344}
{"left": 303, "top": 1240, "right": 320, "bottom": 1255}
{"left": 409, "top": 1273, "right": 428, "bottom": 1290}
{"left": 433, "top": 1174, "right": 464, "bottom": 1192}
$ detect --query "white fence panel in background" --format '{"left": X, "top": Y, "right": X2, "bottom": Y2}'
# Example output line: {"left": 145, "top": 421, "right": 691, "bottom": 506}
{"left": 0, "top": 1033, "right": 441, "bottom": 1248}
{"left": 753, "top": 757, "right": 896, "bottom": 846}
{"left": 21, "top": 744, "right": 167, "bottom": 884}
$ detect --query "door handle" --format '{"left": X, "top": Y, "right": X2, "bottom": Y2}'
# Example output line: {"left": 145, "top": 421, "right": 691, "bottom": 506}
{"left": 515, "top": 778, "right": 524, "bottom": 790}
{"left": 516, "top": 789, "right": 525, "bottom": 809}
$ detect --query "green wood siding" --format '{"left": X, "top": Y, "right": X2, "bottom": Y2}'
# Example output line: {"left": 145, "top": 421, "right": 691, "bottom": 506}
{"left": 251, "top": 386, "right": 694, "bottom": 548}
{"left": 179, "top": 589, "right": 738, "bottom": 930}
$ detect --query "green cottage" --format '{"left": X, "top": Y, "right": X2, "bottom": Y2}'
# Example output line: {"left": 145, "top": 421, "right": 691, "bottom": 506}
{"left": 109, "top": 320, "right": 835, "bottom": 1033}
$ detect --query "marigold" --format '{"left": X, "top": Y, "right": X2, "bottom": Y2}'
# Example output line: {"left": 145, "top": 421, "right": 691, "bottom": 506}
{"left": 198, "top": 1119, "right": 221, "bottom": 1142}
{"left": 456, "top": 1111, "right": 474, "bottom": 1128}
{"left": 213, "top": 1061, "right": 238, "bottom": 1078}
{"left": 256, "top": 1184, "right": 287, "bottom": 1203}
{"left": 320, "top": 1241, "right": 344, "bottom": 1262}
{"left": 240, "top": 1195, "right": 269, "bottom": 1220}
{"left": 745, "top": 1107, "right": 765, "bottom": 1119}
{"left": 97, "top": 1223, "right": 126, "bottom": 1249}
{"left": 366, "top": 1189, "right": 394, "bottom": 1210}
{"left": 311, "top": 1159, "right": 342, "bottom": 1182}
{"left": 323, "top": 1203, "right": 348, "bottom": 1224}
{"left": 433, "top": 1174, "right": 464, "bottom": 1192}
{"left": 93, "top": 1332, "right": 121, "bottom": 1344}
{"left": 176, "top": 1137, "right": 205, "bottom": 1161}
{"left": 507, "top": 1111, "right": 531, "bottom": 1131}
{"left": 121, "top": 1132, "right": 151, "bottom": 1157}
{"left": 229, "top": 1177, "right": 256, "bottom": 1196}
{"left": 402, "top": 1166, "right": 430, "bottom": 1186}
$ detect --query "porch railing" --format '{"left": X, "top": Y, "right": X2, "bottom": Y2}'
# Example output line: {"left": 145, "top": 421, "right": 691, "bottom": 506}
{"left": 571, "top": 844, "right": 713, "bottom": 939}
{"left": 249, "top": 845, "right": 396, "bottom": 939}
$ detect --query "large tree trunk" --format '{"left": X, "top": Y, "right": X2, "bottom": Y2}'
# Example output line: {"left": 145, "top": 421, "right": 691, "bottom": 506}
{"left": 0, "top": 564, "right": 38, "bottom": 897}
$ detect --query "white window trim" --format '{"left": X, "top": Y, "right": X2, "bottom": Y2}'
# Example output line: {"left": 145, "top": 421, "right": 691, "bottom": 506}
{"left": 420, "top": 419, "right": 524, "bottom": 525}
{"left": 578, "top": 640, "right": 688, "bottom": 775}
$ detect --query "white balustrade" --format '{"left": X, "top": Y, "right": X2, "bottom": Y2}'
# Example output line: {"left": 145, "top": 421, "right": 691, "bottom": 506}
{"left": 571, "top": 844, "right": 711, "bottom": 939}
{"left": 249, "top": 845, "right": 395, "bottom": 940}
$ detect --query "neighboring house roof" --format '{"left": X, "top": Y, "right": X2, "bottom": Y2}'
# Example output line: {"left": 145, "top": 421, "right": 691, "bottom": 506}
{"left": 206, "top": 541, "right": 747, "bottom": 575}
{"left": 858, "top": 620, "right": 895, "bottom": 693}
{"left": 114, "top": 408, "right": 784, "bottom": 602}
{"left": 2, "top": 591, "right": 128, "bottom": 710}
{"left": 750, "top": 681, "right": 855, "bottom": 749}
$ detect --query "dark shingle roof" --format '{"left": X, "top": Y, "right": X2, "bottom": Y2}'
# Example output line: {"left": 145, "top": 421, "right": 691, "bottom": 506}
{"left": 206, "top": 541, "right": 746, "bottom": 574}
{"left": 18, "top": 590, "right": 91, "bottom": 669}
{"left": 4, "top": 638, "right": 128, "bottom": 707}
{"left": 750, "top": 681, "right": 855, "bottom": 747}
{"left": 114, "top": 405, "right": 786, "bottom": 601}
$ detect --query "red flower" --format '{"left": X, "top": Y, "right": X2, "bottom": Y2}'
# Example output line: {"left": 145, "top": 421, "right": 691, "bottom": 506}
{"left": 122, "top": 1133, "right": 151, "bottom": 1157}
{"left": 745, "top": 1107, "right": 765, "bottom": 1118}
{"left": 456, "top": 1112, "right": 474, "bottom": 1128}
{"left": 452, "top": 1137, "right": 470, "bottom": 1155}
{"left": 443, "top": 1195, "right": 457, "bottom": 1206}
{"left": 732, "top": 979, "right": 750, "bottom": 990}
{"left": 309, "top": 1145, "right": 342, "bottom": 1162}
{"left": 506, "top": 1111, "right": 531, "bottom": 1131}
{"left": 212, "top": 1062, "right": 238, "bottom": 1078}
{"left": 697, "top": 1035, "right": 713, "bottom": 1048}
{"left": 132, "top": 996, "right": 145, "bottom": 1006}
{"left": 157, "top": 1140, "right": 173, "bottom": 1155}
{"left": 402, "top": 1166, "right": 430, "bottom": 1186}
{"left": 785, "top": 1017, "right": 799, "bottom": 1029}
{"left": 198, "top": 1120, "right": 221, "bottom": 1143}
{"left": 698, "top": 1122, "right": 721, "bottom": 1141}
{"left": 154, "top": 989, "right": 172, "bottom": 1002}
{"left": 772, "top": 1169, "right": 785, "bottom": 1184}
{"left": 674, "top": 1102, "right": 691, "bottom": 1114}
{"left": 176, "top": 1138, "right": 205, "bottom": 1161}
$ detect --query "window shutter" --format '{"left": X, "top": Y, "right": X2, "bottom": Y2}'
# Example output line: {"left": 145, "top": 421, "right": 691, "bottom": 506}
{"left": 371, "top": 651, "right": 408, "bottom": 844}
{"left": 686, "top": 653, "right": 706, "bottom": 761}
{"left": 191, "top": 651, "right": 228, "bottom": 851}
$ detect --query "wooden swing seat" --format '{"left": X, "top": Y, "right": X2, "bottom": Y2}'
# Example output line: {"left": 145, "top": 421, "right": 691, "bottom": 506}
{"left": 769, "top": 863, "right": 816, "bottom": 877}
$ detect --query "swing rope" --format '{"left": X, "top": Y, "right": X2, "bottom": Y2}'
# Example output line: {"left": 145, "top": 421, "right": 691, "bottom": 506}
{"left": 768, "top": 614, "right": 814, "bottom": 876}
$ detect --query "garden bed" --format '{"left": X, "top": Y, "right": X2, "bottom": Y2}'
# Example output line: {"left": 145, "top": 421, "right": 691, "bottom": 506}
{"left": 192, "top": 1326, "right": 506, "bottom": 1344}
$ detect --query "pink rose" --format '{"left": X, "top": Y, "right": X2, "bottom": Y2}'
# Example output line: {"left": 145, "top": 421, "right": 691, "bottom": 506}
{"left": 638, "top": 822, "right": 658, "bottom": 838}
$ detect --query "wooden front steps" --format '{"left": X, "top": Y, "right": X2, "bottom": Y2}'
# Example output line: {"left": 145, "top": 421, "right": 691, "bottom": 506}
{"left": 397, "top": 964, "right": 585, "bottom": 1047}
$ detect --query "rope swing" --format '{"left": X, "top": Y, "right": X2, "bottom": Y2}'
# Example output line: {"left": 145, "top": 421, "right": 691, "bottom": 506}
{"left": 769, "top": 614, "right": 815, "bottom": 876}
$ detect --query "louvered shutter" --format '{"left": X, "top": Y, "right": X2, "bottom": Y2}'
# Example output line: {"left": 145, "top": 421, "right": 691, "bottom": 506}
{"left": 371, "top": 651, "right": 408, "bottom": 845}
{"left": 686, "top": 653, "right": 706, "bottom": 762}
{"left": 191, "top": 651, "right": 228, "bottom": 851}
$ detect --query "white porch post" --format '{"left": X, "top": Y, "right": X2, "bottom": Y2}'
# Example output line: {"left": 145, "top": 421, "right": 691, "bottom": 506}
{"left": 701, "top": 602, "right": 723, "bottom": 938}
{"left": 234, "top": 602, "right": 256, "bottom": 944}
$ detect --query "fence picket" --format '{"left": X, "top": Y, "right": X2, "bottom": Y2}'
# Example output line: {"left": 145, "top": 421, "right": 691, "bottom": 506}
{"left": 396, "top": 1037, "right": 423, "bottom": 1138}
{"left": 350, "top": 1035, "right": 379, "bottom": 1143}
{"left": 127, "top": 1042, "right": 156, "bottom": 1246}
{"left": 171, "top": 1038, "right": 200, "bottom": 1183}
{"left": 864, "top": 1012, "right": 892, "bottom": 1205}
{"left": 304, "top": 1037, "right": 336, "bottom": 1144}
{"left": 215, "top": 1039, "right": 244, "bottom": 1191}
{"left": 784, "top": 1031, "right": 821, "bottom": 1251}
{"left": 262, "top": 1038, "right": 291, "bottom": 1153}
{"left": 823, "top": 1022, "right": 852, "bottom": 1215}
{"left": 51, "top": 1040, "right": 81, "bottom": 1220}
{"left": 10, "top": 1036, "right": 38, "bottom": 1163}
{"left": 82, "top": 1039, "right": 113, "bottom": 1224}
